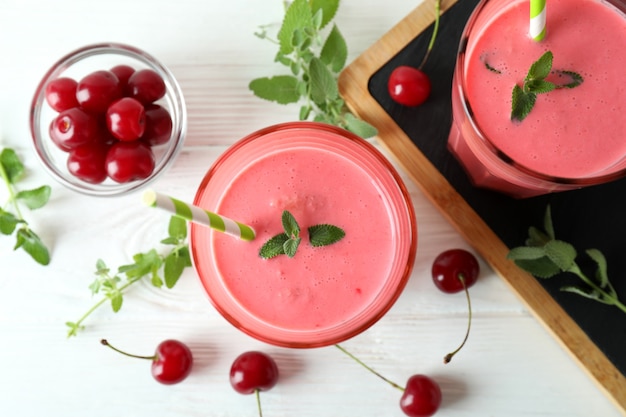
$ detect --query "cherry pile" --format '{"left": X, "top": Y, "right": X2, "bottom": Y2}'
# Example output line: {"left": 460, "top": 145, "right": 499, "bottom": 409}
{"left": 44, "top": 65, "right": 173, "bottom": 184}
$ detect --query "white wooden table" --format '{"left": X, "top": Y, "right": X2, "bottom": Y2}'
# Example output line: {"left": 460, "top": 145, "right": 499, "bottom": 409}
{"left": 0, "top": 1, "right": 622, "bottom": 416}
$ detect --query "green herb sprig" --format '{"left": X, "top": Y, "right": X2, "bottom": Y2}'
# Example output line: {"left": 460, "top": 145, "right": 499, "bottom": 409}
{"left": 66, "top": 215, "right": 192, "bottom": 337}
{"left": 250, "top": 0, "right": 377, "bottom": 139}
{"left": 507, "top": 205, "right": 626, "bottom": 314}
{"left": 0, "top": 147, "right": 51, "bottom": 265}
{"left": 511, "top": 51, "right": 583, "bottom": 121}
{"left": 259, "top": 210, "right": 345, "bottom": 259}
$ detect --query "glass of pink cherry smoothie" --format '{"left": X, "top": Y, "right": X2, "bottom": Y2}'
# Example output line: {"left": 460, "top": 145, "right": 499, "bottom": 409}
{"left": 190, "top": 122, "right": 417, "bottom": 348}
{"left": 448, "top": 0, "right": 626, "bottom": 198}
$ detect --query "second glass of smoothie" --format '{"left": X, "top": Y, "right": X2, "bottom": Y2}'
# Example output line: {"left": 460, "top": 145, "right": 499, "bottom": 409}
{"left": 448, "top": 0, "right": 626, "bottom": 198}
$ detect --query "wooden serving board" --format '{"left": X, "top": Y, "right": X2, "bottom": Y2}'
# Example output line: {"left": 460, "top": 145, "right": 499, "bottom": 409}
{"left": 338, "top": 0, "right": 626, "bottom": 413}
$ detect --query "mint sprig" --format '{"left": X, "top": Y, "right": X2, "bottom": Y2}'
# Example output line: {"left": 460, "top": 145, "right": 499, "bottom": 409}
{"left": 507, "top": 205, "right": 626, "bottom": 314}
{"left": 66, "top": 215, "right": 192, "bottom": 337}
{"left": 250, "top": 0, "right": 377, "bottom": 139}
{"left": 259, "top": 210, "right": 345, "bottom": 259}
{"left": 510, "top": 51, "right": 583, "bottom": 121}
{"left": 0, "top": 147, "right": 51, "bottom": 265}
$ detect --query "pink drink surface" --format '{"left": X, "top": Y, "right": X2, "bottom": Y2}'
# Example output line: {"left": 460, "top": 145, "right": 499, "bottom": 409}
{"left": 465, "top": 0, "right": 626, "bottom": 178}
{"left": 207, "top": 137, "right": 395, "bottom": 331}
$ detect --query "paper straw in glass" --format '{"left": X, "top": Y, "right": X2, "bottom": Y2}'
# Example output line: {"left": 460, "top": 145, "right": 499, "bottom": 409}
{"left": 530, "top": 0, "right": 547, "bottom": 41}
{"left": 142, "top": 189, "right": 255, "bottom": 241}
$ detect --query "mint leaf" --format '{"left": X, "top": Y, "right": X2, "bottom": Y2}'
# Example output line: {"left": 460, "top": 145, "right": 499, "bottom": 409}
{"left": 0, "top": 148, "right": 24, "bottom": 183}
{"left": 512, "top": 256, "right": 561, "bottom": 279}
{"left": 510, "top": 51, "right": 583, "bottom": 122}
{"left": 14, "top": 227, "right": 50, "bottom": 265}
{"left": 16, "top": 185, "right": 51, "bottom": 210}
{"left": 308, "top": 224, "right": 345, "bottom": 247}
{"left": 249, "top": 76, "right": 301, "bottom": 104}
{"left": 344, "top": 113, "right": 378, "bottom": 138}
{"left": 527, "top": 51, "right": 553, "bottom": 80}
{"left": 260, "top": 233, "right": 289, "bottom": 259}
{"left": 554, "top": 70, "right": 584, "bottom": 89}
{"left": 282, "top": 210, "right": 300, "bottom": 238}
{"left": 168, "top": 215, "right": 187, "bottom": 240}
{"left": 508, "top": 205, "right": 626, "bottom": 314}
{"left": 309, "top": 57, "right": 339, "bottom": 105}
{"left": 525, "top": 79, "right": 555, "bottom": 94}
{"left": 543, "top": 240, "right": 577, "bottom": 271}
{"left": 0, "top": 209, "right": 22, "bottom": 235}
{"left": 283, "top": 237, "right": 301, "bottom": 258}
{"left": 511, "top": 85, "right": 536, "bottom": 121}
{"left": 310, "top": 0, "right": 340, "bottom": 29}
{"left": 277, "top": 0, "right": 313, "bottom": 55}
{"left": 586, "top": 248, "right": 609, "bottom": 289}
{"left": 164, "top": 247, "right": 190, "bottom": 289}
{"left": 320, "top": 24, "right": 347, "bottom": 73}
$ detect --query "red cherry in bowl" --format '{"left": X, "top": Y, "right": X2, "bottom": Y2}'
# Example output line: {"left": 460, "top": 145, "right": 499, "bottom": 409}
{"left": 388, "top": 66, "right": 432, "bottom": 107}
{"left": 106, "top": 97, "right": 146, "bottom": 141}
{"left": 76, "top": 70, "right": 122, "bottom": 114}
{"left": 45, "top": 77, "right": 79, "bottom": 112}
{"left": 101, "top": 339, "right": 193, "bottom": 385}
{"left": 230, "top": 351, "right": 279, "bottom": 395}
{"left": 400, "top": 374, "right": 442, "bottom": 417}
{"left": 105, "top": 141, "right": 155, "bottom": 183}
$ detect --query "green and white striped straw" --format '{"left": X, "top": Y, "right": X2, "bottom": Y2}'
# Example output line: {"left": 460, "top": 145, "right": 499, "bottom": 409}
{"left": 530, "top": 0, "right": 547, "bottom": 41}
{"left": 142, "top": 189, "right": 255, "bottom": 241}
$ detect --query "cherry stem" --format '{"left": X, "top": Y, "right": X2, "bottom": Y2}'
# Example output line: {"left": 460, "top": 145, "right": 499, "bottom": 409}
{"left": 334, "top": 344, "right": 404, "bottom": 392}
{"left": 101, "top": 339, "right": 156, "bottom": 361}
{"left": 255, "top": 389, "right": 263, "bottom": 417}
{"left": 418, "top": 0, "right": 442, "bottom": 70}
{"left": 443, "top": 273, "right": 472, "bottom": 364}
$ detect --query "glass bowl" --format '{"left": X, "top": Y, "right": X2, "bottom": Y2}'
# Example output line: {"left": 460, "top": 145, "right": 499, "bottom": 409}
{"left": 30, "top": 43, "right": 186, "bottom": 197}
{"left": 190, "top": 122, "right": 418, "bottom": 348}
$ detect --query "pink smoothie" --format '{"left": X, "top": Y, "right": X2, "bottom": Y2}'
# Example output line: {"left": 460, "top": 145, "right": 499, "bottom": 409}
{"left": 464, "top": 0, "right": 626, "bottom": 179}
{"left": 191, "top": 123, "right": 416, "bottom": 347}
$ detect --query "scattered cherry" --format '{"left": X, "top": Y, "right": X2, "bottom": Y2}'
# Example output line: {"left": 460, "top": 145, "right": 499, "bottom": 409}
{"left": 335, "top": 344, "right": 443, "bottom": 416}
{"left": 230, "top": 351, "right": 279, "bottom": 394}
{"left": 400, "top": 374, "right": 442, "bottom": 417}
{"left": 432, "top": 248, "right": 480, "bottom": 363}
{"left": 387, "top": 0, "right": 441, "bottom": 107}
{"left": 101, "top": 338, "right": 193, "bottom": 385}
{"left": 388, "top": 66, "right": 432, "bottom": 107}
{"left": 230, "top": 351, "right": 279, "bottom": 417}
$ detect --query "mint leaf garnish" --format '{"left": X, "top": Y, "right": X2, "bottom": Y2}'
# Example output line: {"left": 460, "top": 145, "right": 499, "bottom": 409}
{"left": 259, "top": 210, "right": 346, "bottom": 259}
{"left": 250, "top": 0, "right": 377, "bottom": 138}
{"left": 308, "top": 224, "right": 346, "bottom": 247}
{"left": 507, "top": 205, "right": 626, "bottom": 314}
{"left": 259, "top": 233, "right": 289, "bottom": 259}
{"left": 282, "top": 210, "right": 300, "bottom": 238}
{"left": 510, "top": 51, "right": 583, "bottom": 122}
